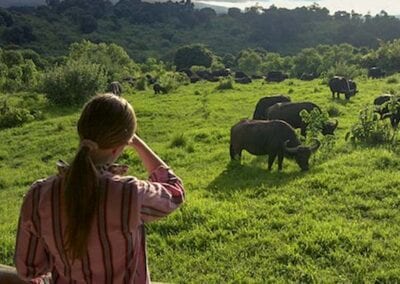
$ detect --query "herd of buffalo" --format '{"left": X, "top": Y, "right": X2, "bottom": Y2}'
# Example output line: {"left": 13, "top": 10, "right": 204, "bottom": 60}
{"left": 107, "top": 66, "right": 397, "bottom": 172}
{"left": 229, "top": 68, "right": 398, "bottom": 172}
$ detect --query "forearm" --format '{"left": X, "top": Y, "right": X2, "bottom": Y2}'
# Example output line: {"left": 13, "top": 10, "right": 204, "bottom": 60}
{"left": 129, "top": 135, "right": 168, "bottom": 174}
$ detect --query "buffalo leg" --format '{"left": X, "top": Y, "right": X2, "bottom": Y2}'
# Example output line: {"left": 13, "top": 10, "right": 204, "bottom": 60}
{"left": 277, "top": 153, "right": 284, "bottom": 171}
{"left": 300, "top": 127, "right": 307, "bottom": 137}
{"left": 267, "top": 153, "right": 276, "bottom": 170}
{"left": 230, "top": 144, "right": 241, "bottom": 160}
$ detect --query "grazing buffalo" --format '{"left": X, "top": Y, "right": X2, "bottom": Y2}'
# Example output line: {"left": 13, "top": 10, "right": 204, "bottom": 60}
{"left": 368, "top": 67, "right": 386, "bottom": 79}
{"left": 211, "top": 68, "right": 231, "bottom": 78}
{"left": 300, "top": 72, "right": 318, "bottom": 81}
{"left": 374, "top": 94, "right": 400, "bottom": 128}
{"left": 328, "top": 76, "right": 357, "bottom": 100}
{"left": 146, "top": 74, "right": 156, "bottom": 85}
{"left": 252, "top": 95, "right": 291, "bottom": 120}
{"left": 265, "top": 71, "right": 288, "bottom": 83}
{"left": 179, "top": 68, "right": 193, "bottom": 78}
{"left": 195, "top": 70, "right": 212, "bottom": 80}
{"left": 122, "top": 76, "right": 136, "bottom": 87}
{"left": 235, "top": 77, "right": 252, "bottom": 84}
{"left": 190, "top": 75, "right": 201, "bottom": 83}
{"left": 235, "top": 71, "right": 249, "bottom": 79}
{"left": 267, "top": 102, "right": 338, "bottom": 137}
{"left": 108, "top": 81, "right": 122, "bottom": 96}
{"left": 230, "top": 119, "right": 320, "bottom": 171}
{"left": 153, "top": 83, "right": 167, "bottom": 94}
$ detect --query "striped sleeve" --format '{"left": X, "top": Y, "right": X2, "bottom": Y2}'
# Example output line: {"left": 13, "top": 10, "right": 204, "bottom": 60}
{"left": 14, "top": 182, "right": 50, "bottom": 282}
{"left": 136, "top": 166, "right": 185, "bottom": 223}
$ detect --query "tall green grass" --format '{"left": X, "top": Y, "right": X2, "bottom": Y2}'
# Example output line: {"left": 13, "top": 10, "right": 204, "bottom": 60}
{"left": 1, "top": 77, "right": 400, "bottom": 282}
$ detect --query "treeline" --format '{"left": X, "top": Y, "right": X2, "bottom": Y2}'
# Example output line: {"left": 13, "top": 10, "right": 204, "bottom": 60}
{"left": 1, "top": 0, "right": 400, "bottom": 62}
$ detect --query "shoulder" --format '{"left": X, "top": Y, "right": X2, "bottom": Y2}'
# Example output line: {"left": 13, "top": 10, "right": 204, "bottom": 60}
{"left": 22, "top": 175, "right": 60, "bottom": 203}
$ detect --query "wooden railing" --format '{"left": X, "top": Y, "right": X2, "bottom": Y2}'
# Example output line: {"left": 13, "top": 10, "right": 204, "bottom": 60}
{"left": 0, "top": 264, "right": 26, "bottom": 284}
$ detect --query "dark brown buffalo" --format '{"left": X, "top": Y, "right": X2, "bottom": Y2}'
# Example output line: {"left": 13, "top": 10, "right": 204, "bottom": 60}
{"left": 267, "top": 102, "right": 338, "bottom": 137}
{"left": 234, "top": 71, "right": 248, "bottom": 79}
{"left": 374, "top": 94, "right": 400, "bottom": 128}
{"left": 211, "top": 69, "right": 231, "bottom": 77}
{"left": 252, "top": 95, "right": 291, "bottom": 120}
{"left": 265, "top": 71, "right": 288, "bottom": 83}
{"left": 329, "top": 76, "right": 357, "bottom": 100}
{"left": 153, "top": 83, "right": 167, "bottom": 94}
{"left": 300, "top": 72, "right": 318, "bottom": 81}
{"left": 368, "top": 67, "right": 386, "bottom": 79}
{"left": 108, "top": 81, "right": 122, "bottom": 96}
{"left": 235, "top": 77, "right": 252, "bottom": 84}
{"left": 230, "top": 119, "right": 320, "bottom": 171}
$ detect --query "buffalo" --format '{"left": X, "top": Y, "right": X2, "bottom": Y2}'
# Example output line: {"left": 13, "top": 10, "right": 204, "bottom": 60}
{"left": 235, "top": 77, "right": 252, "bottom": 84}
{"left": 300, "top": 72, "right": 318, "bottom": 81}
{"left": 328, "top": 76, "right": 357, "bottom": 100}
{"left": 211, "top": 69, "right": 231, "bottom": 78}
{"left": 153, "top": 83, "right": 167, "bottom": 94}
{"left": 368, "top": 67, "right": 386, "bottom": 79}
{"left": 235, "top": 71, "right": 249, "bottom": 79}
{"left": 265, "top": 71, "right": 288, "bottom": 83}
{"left": 374, "top": 94, "right": 400, "bottom": 128}
{"left": 146, "top": 74, "right": 156, "bottom": 85}
{"left": 230, "top": 119, "right": 320, "bottom": 171}
{"left": 267, "top": 102, "right": 338, "bottom": 137}
{"left": 253, "top": 95, "right": 291, "bottom": 120}
{"left": 107, "top": 81, "right": 122, "bottom": 96}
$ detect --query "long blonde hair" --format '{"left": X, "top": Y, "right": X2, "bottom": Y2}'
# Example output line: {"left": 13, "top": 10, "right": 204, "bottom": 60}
{"left": 63, "top": 94, "right": 136, "bottom": 260}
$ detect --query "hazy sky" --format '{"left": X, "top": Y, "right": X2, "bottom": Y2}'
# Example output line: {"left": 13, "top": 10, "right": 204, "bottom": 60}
{"left": 195, "top": 0, "right": 400, "bottom": 15}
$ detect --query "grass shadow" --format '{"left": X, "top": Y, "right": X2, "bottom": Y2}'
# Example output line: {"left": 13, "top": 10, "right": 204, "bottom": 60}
{"left": 206, "top": 159, "right": 307, "bottom": 199}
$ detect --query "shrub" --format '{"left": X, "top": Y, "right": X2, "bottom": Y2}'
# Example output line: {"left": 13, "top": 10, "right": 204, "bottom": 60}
{"left": 386, "top": 77, "right": 398, "bottom": 84}
{"left": 300, "top": 108, "right": 330, "bottom": 139}
{"left": 345, "top": 106, "right": 393, "bottom": 146}
{"left": 41, "top": 60, "right": 107, "bottom": 105}
{"left": 158, "top": 71, "right": 189, "bottom": 93}
{"left": 216, "top": 77, "right": 234, "bottom": 90}
{"left": 327, "top": 105, "right": 341, "bottom": 117}
{"left": 169, "top": 134, "right": 187, "bottom": 148}
{"left": 0, "top": 100, "right": 40, "bottom": 129}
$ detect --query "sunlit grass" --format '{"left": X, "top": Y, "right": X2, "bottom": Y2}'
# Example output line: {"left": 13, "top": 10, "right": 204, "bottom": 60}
{"left": 1, "top": 77, "right": 400, "bottom": 282}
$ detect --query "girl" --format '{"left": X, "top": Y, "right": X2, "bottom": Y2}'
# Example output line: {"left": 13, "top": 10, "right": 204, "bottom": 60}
{"left": 15, "top": 93, "right": 185, "bottom": 283}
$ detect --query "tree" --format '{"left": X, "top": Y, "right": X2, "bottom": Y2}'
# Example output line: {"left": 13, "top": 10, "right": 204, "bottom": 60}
{"left": 292, "top": 48, "right": 322, "bottom": 77}
{"left": 174, "top": 44, "right": 214, "bottom": 70}
{"left": 68, "top": 40, "right": 140, "bottom": 81}
{"left": 79, "top": 15, "right": 98, "bottom": 34}
{"left": 237, "top": 49, "right": 262, "bottom": 75}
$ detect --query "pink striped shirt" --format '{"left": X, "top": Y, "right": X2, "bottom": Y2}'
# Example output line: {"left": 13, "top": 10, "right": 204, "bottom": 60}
{"left": 14, "top": 163, "right": 185, "bottom": 284}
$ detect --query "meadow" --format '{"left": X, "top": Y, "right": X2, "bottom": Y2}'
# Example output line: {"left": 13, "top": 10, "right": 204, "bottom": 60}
{"left": 1, "top": 77, "right": 400, "bottom": 282}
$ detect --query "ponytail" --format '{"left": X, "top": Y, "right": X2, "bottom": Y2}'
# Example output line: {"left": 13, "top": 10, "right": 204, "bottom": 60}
{"left": 62, "top": 93, "right": 136, "bottom": 261}
{"left": 64, "top": 145, "right": 100, "bottom": 260}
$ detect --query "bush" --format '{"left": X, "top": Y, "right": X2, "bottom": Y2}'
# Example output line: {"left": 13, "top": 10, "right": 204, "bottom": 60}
{"left": 158, "top": 71, "right": 189, "bottom": 93}
{"left": 216, "top": 77, "right": 234, "bottom": 90}
{"left": 386, "top": 77, "right": 398, "bottom": 84}
{"left": 41, "top": 60, "right": 107, "bottom": 105}
{"left": 300, "top": 108, "right": 330, "bottom": 139}
{"left": 345, "top": 106, "right": 393, "bottom": 146}
{"left": 327, "top": 105, "right": 341, "bottom": 117}
{"left": 169, "top": 134, "right": 187, "bottom": 148}
{"left": 0, "top": 100, "right": 41, "bottom": 129}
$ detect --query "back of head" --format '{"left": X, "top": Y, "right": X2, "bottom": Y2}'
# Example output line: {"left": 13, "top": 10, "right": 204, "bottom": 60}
{"left": 64, "top": 93, "right": 136, "bottom": 260}
{"left": 78, "top": 93, "right": 136, "bottom": 148}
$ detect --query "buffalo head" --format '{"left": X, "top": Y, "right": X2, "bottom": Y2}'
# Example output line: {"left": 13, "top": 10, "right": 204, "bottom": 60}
{"left": 322, "top": 119, "right": 339, "bottom": 135}
{"left": 284, "top": 140, "right": 320, "bottom": 171}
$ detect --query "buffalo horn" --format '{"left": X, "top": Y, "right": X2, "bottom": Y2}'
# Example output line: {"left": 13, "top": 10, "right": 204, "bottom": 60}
{"left": 284, "top": 140, "right": 300, "bottom": 154}
{"left": 310, "top": 139, "right": 321, "bottom": 152}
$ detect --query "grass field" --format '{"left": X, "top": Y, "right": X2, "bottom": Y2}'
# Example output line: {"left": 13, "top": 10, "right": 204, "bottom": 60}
{"left": 1, "top": 77, "right": 400, "bottom": 282}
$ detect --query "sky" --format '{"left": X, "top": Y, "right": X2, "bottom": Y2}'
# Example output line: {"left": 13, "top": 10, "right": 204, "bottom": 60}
{"left": 194, "top": 0, "right": 400, "bottom": 16}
